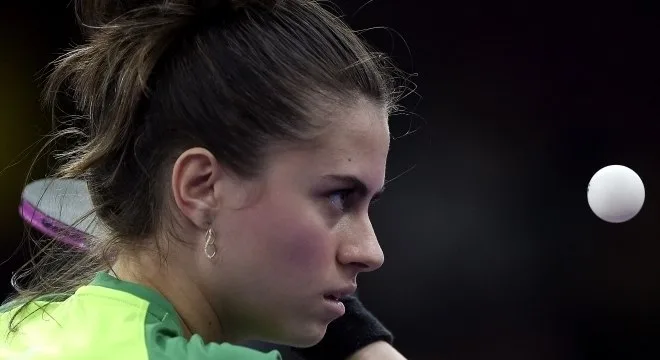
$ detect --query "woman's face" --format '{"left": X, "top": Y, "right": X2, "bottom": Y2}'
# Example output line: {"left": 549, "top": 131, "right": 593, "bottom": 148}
{"left": 208, "top": 99, "right": 390, "bottom": 346}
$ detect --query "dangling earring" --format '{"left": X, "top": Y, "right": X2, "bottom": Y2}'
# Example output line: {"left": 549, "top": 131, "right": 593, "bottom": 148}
{"left": 204, "top": 228, "right": 217, "bottom": 259}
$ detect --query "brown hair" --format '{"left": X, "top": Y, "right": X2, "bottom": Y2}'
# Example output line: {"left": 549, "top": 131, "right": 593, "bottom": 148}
{"left": 6, "top": 0, "right": 405, "bottom": 331}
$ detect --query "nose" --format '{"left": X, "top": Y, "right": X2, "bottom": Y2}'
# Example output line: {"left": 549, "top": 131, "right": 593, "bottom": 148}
{"left": 336, "top": 216, "right": 385, "bottom": 273}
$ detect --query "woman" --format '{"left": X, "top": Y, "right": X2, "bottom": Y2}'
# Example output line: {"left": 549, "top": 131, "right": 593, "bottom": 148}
{"left": 1, "top": 0, "right": 408, "bottom": 359}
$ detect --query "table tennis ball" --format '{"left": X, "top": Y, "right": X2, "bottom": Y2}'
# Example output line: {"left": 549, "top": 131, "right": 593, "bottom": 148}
{"left": 587, "top": 165, "right": 645, "bottom": 223}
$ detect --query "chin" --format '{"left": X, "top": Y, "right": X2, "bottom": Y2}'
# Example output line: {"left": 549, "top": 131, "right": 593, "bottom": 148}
{"left": 272, "top": 322, "right": 328, "bottom": 348}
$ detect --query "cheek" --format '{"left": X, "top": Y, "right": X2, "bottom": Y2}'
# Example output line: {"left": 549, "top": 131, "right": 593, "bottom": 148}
{"left": 262, "top": 211, "right": 334, "bottom": 276}
{"left": 229, "top": 197, "right": 336, "bottom": 281}
{"left": 275, "top": 226, "right": 330, "bottom": 273}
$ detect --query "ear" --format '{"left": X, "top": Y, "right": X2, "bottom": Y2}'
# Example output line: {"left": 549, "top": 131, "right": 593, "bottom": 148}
{"left": 171, "top": 147, "right": 223, "bottom": 230}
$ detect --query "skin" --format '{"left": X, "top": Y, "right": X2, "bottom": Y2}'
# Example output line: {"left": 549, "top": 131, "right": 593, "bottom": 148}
{"left": 112, "top": 97, "right": 392, "bottom": 350}
{"left": 349, "top": 341, "right": 407, "bottom": 360}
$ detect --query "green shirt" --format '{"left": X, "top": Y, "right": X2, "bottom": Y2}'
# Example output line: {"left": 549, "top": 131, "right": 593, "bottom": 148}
{"left": 0, "top": 272, "right": 282, "bottom": 359}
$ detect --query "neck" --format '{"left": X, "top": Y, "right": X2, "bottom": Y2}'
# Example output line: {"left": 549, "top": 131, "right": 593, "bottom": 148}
{"left": 111, "top": 250, "right": 228, "bottom": 343}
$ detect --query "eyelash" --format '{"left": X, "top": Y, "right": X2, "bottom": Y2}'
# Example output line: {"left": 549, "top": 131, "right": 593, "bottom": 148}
{"left": 328, "top": 188, "right": 379, "bottom": 212}
{"left": 328, "top": 189, "right": 353, "bottom": 212}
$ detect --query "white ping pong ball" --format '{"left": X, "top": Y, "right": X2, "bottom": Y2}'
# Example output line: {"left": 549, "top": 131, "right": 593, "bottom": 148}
{"left": 587, "top": 165, "right": 645, "bottom": 223}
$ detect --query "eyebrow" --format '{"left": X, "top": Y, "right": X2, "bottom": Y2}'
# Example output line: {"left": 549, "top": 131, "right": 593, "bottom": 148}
{"left": 321, "top": 174, "right": 385, "bottom": 201}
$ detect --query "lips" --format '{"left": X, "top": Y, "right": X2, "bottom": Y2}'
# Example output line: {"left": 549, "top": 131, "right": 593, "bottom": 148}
{"left": 323, "top": 285, "right": 357, "bottom": 301}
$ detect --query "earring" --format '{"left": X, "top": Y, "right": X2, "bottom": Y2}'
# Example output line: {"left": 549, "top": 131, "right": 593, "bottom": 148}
{"left": 204, "top": 228, "right": 217, "bottom": 259}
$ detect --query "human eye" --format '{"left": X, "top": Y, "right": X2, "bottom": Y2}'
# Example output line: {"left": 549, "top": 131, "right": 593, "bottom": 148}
{"left": 327, "top": 188, "right": 355, "bottom": 212}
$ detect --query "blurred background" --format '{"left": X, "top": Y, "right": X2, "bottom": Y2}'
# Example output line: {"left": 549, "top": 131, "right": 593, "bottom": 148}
{"left": 1, "top": 1, "right": 659, "bottom": 359}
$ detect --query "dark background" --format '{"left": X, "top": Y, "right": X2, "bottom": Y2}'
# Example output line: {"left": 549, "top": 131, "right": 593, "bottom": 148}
{"left": 1, "top": 1, "right": 659, "bottom": 359}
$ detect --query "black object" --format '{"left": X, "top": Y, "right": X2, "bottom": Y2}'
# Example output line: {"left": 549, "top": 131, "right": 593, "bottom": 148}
{"left": 292, "top": 295, "right": 394, "bottom": 360}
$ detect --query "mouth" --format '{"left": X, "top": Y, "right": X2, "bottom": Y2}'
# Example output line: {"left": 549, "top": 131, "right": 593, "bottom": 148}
{"left": 323, "top": 285, "right": 357, "bottom": 302}
{"left": 323, "top": 294, "right": 342, "bottom": 302}
{"left": 321, "top": 293, "right": 348, "bottom": 318}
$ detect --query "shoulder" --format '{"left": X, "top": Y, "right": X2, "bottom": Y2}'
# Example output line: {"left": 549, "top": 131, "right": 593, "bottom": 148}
{"left": 145, "top": 321, "right": 282, "bottom": 360}
{"left": 140, "top": 295, "right": 280, "bottom": 360}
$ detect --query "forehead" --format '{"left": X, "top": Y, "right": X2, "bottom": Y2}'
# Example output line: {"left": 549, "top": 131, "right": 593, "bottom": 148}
{"left": 304, "top": 99, "right": 390, "bottom": 180}
{"left": 264, "top": 99, "right": 390, "bottom": 188}
{"left": 316, "top": 100, "right": 389, "bottom": 155}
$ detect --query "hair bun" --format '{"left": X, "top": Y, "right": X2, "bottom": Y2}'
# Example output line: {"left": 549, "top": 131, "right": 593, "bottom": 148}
{"left": 195, "top": 0, "right": 243, "bottom": 10}
{"left": 194, "top": 0, "right": 277, "bottom": 12}
{"left": 75, "top": 0, "right": 163, "bottom": 28}
{"left": 76, "top": 0, "right": 278, "bottom": 28}
{"left": 74, "top": 0, "right": 238, "bottom": 27}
